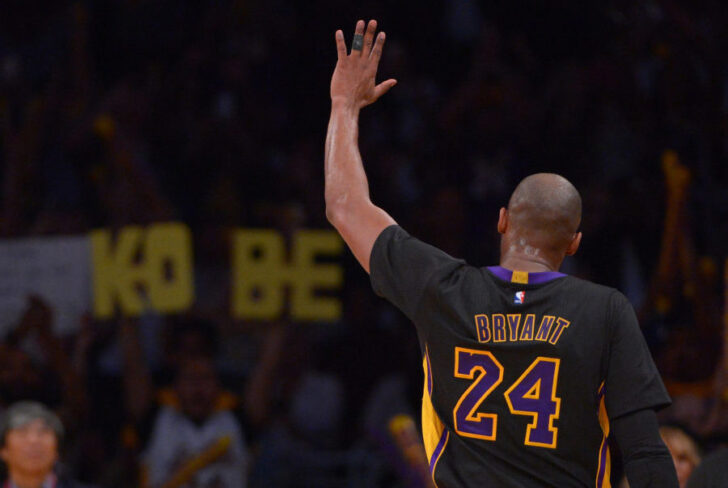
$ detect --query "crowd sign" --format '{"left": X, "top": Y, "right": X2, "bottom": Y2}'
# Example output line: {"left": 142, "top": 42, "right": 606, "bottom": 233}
{"left": 90, "top": 223, "right": 195, "bottom": 318}
{"left": 0, "top": 223, "right": 344, "bottom": 336}
{"left": 0, "top": 236, "right": 91, "bottom": 337}
{"left": 231, "top": 230, "right": 343, "bottom": 321}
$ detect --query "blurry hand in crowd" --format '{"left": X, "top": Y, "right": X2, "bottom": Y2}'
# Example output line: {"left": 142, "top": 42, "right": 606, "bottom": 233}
{"left": 6, "top": 295, "right": 89, "bottom": 420}
{"left": 330, "top": 19, "right": 397, "bottom": 110}
{"left": 73, "top": 314, "right": 96, "bottom": 361}
{"left": 0, "top": 345, "right": 43, "bottom": 405}
{"left": 0, "top": 298, "right": 53, "bottom": 407}
{"left": 12, "top": 295, "right": 53, "bottom": 341}
{"left": 661, "top": 150, "right": 691, "bottom": 201}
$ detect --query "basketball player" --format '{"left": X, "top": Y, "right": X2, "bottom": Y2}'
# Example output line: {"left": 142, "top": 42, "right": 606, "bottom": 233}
{"left": 324, "top": 19, "right": 679, "bottom": 487}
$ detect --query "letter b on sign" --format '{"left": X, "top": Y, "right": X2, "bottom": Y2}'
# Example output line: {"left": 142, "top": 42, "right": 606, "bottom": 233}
{"left": 231, "top": 230, "right": 343, "bottom": 321}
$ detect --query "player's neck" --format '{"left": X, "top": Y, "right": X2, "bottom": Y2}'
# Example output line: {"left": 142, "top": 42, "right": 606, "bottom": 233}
{"left": 499, "top": 234, "right": 565, "bottom": 272}
{"left": 499, "top": 254, "right": 561, "bottom": 273}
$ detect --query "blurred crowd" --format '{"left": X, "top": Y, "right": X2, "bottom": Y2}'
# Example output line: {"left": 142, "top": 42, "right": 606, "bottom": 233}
{"left": 1, "top": 0, "right": 727, "bottom": 486}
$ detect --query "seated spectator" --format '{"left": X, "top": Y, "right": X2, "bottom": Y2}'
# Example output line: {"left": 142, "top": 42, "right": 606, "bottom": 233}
{"left": 0, "top": 401, "right": 94, "bottom": 488}
{"left": 660, "top": 426, "right": 702, "bottom": 488}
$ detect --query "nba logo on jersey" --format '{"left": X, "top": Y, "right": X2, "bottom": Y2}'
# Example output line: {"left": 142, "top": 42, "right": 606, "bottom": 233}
{"left": 514, "top": 291, "right": 525, "bottom": 304}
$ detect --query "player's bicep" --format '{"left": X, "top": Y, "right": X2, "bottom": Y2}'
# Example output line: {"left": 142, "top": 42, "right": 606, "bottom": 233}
{"left": 329, "top": 200, "right": 396, "bottom": 273}
{"left": 604, "top": 293, "right": 671, "bottom": 419}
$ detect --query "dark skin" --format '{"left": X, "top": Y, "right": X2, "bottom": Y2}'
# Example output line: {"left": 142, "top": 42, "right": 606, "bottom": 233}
{"left": 325, "top": 19, "right": 397, "bottom": 272}
{"left": 498, "top": 173, "right": 582, "bottom": 272}
{"left": 175, "top": 356, "right": 219, "bottom": 424}
{"left": 324, "top": 21, "right": 581, "bottom": 273}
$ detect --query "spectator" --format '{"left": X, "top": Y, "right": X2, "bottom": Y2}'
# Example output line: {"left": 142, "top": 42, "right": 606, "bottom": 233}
{"left": 141, "top": 355, "right": 248, "bottom": 488}
{"left": 0, "top": 401, "right": 94, "bottom": 488}
{"left": 660, "top": 426, "right": 702, "bottom": 488}
{"left": 121, "top": 318, "right": 284, "bottom": 488}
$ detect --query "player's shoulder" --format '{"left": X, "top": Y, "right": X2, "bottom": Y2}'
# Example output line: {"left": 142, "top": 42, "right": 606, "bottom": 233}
{"left": 559, "top": 276, "right": 636, "bottom": 327}
{"left": 560, "top": 274, "right": 625, "bottom": 303}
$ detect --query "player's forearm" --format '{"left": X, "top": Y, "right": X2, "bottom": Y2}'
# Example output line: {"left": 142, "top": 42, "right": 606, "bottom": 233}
{"left": 623, "top": 450, "right": 677, "bottom": 488}
{"left": 324, "top": 102, "right": 372, "bottom": 224}
{"left": 611, "top": 409, "right": 679, "bottom": 488}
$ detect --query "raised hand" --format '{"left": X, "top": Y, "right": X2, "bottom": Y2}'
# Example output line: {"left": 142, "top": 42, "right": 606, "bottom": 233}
{"left": 330, "top": 19, "right": 397, "bottom": 110}
{"left": 661, "top": 150, "right": 691, "bottom": 199}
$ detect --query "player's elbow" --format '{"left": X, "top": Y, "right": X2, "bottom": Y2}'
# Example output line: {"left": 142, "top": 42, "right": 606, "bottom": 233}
{"left": 325, "top": 201, "right": 347, "bottom": 230}
{"left": 326, "top": 197, "right": 366, "bottom": 236}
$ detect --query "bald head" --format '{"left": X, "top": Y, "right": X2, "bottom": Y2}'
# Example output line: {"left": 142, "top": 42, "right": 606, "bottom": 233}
{"left": 503, "top": 173, "right": 582, "bottom": 253}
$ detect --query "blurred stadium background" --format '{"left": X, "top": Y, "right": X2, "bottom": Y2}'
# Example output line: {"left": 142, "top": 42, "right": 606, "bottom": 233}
{"left": 0, "top": 0, "right": 726, "bottom": 486}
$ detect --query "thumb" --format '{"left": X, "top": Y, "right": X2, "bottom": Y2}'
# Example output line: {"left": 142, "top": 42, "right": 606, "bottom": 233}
{"left": 372, "top": 79, "right": 397, "bottom": 101}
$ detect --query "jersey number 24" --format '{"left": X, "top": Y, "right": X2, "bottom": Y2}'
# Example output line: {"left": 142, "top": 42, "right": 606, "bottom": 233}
{"left": 453, "top": 347, "right": 561, "bottom": 448}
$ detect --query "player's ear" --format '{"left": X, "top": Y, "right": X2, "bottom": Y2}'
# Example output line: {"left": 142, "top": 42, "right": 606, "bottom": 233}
{"left": 497, "top": 208, "right": 508, "bottom": 235}
{"left": 565, "top": 232, "right": 582, "bottom": 256}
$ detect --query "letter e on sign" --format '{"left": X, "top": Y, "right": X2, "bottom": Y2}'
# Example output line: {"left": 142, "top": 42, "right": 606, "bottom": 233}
{"left": 231, "top": 229, "right": 343, "bottom": 321}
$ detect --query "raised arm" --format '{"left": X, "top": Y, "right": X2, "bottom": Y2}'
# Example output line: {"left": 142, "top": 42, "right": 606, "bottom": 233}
{"left": 325, "top": 19, "right": 398, "bottom": 273}
{"left": 120, "top": 317, "right": 155, "bottom": 423}
{"left": 15, "top": 296, "right": 89, "bottom": 426}
{"left": 639, "top": 151, "right": 690, "bottom": 320}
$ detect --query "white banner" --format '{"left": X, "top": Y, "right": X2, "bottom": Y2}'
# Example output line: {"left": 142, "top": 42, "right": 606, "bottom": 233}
{"left": 0, "top": 236, "right": 91, "bottom": 337}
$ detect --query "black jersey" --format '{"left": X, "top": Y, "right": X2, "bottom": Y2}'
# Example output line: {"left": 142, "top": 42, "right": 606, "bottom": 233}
{"left": 370, "top": 226, "right": 670, "bottom": 488}
{"left": 686, "top": 448, "right": 728, "bottom": 488}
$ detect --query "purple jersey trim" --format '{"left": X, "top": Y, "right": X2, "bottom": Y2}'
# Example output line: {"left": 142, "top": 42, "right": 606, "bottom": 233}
{"left": 487, "top": 266, "right": 566, "bottom": 284}
{"left": 429, "top": 428, "right": 450, "bottom": 477}
{"left": 426, "top": 349, "right": 433, "bottom": 396}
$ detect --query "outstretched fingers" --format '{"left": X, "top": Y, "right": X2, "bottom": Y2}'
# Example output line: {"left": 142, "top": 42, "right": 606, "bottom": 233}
{"left": 330, "top": 19, "right": 397, "bottom": 106}
{"left": 350, "top": 20, "right": 365, "bottom": 55}
{"left": 361, "top": 20, "right": 377, "bottom": 57}
{"left": 369, "top": 31, "right": 387, "bottom": 65}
